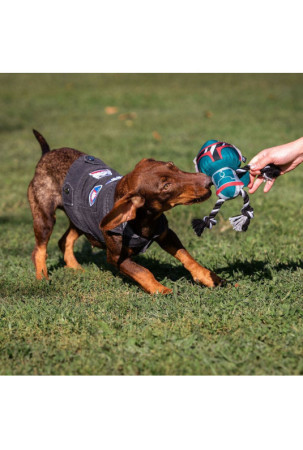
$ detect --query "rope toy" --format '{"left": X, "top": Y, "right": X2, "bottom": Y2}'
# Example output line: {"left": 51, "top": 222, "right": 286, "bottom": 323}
{"left": 192, "top": 140, "right": 281, "bottom": 236}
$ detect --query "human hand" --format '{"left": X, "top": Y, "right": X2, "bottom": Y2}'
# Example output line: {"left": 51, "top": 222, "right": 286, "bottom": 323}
{"left": 248, "top": 138, "right": 303, "bottom": 193}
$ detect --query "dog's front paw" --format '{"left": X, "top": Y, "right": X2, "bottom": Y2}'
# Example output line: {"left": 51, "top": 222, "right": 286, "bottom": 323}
{"left": 149, "top": 285, "right": 173, "bottom": 295}
{"left": 64, "top": 263, "right": 84, "bottom": 271}
{"left": 194, "top": 269, "right": 225, "bottom": 288}
{"left": 160, "top": 286, "right": 173, "bottom": 295}
{"left": 209, "top": 272, "right": 226, "bottom": 287}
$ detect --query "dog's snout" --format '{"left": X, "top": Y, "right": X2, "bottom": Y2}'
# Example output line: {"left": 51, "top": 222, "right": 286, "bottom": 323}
{"left": 205, "top": 176, "right": 213, "bottom": 188}
{"left": 196, "top": 173, "right": 213, "bottom": 189}
{"left": 198, "top": 173, "right": 212, "bottom": 189}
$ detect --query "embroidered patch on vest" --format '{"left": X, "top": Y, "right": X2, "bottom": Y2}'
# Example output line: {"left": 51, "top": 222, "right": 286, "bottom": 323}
{"left": 105, "top": 176, "right": 122, "bottom": 185}
{"left": 89, "top": 169, "right": 112, "bottom": 179}
{"left": 89, "top": 185, "right": 102, "bottom": 206}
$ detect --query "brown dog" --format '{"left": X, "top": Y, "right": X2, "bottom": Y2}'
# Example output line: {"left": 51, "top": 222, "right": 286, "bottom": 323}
{"left": 28, "top": 130, "right": 223, "bottom": 294}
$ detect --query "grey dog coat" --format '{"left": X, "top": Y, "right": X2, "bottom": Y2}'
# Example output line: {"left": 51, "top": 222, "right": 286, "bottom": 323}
{"left": 62, "top": 155, "right": 168, "bottom": 254}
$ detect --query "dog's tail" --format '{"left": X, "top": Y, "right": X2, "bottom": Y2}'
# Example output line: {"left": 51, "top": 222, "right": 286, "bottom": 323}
{"left": 33, "top": 129, "right": 50, "bottom": 155}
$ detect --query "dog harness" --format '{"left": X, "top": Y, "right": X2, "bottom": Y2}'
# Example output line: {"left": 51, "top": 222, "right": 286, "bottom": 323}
{"left": 62, "top": 155, "right": 168, "bottom": 254}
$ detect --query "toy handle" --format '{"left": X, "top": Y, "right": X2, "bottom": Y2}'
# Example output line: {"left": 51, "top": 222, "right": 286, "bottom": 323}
{"left": 259, "top": 163, "right": 281, "bottom": 180}
{"left": 242, "top": 163, "right": 281, "bottom": 180}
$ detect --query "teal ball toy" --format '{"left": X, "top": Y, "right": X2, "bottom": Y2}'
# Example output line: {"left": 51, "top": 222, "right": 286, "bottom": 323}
{"left": 195, "top": 140, "right": 250, "bottom": 200}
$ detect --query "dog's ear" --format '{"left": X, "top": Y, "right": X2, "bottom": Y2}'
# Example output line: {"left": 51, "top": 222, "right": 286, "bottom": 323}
{"left": 100, "top": 193, "right": 145, "bottom": 231}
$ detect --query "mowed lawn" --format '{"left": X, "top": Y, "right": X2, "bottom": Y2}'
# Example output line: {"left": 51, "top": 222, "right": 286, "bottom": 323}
{"left": 1, "top": 74, "right": 303, "bottom": 375}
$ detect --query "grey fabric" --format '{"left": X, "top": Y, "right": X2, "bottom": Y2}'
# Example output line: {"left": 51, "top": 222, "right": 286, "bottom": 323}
{"left": 62, "top": 155, "right": 168, "bottom": 254}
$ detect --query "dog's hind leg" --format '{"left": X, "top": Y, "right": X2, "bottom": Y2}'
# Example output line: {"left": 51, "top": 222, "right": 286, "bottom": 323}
{"left": 28, "top": 181, "right": 57, "bottom": 280}
{"left": 58, "top": 222, "right": 83, "bottom": 270}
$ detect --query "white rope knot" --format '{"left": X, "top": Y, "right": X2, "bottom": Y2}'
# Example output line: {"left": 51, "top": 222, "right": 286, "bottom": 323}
{"left": 229, "top": 189, "right": 254, "bottom": 232}
{"left": 192, "top": 188, "right": 254, "bottom": 235}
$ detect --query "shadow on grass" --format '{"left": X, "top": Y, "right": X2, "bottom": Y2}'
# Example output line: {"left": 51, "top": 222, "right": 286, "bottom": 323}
{"left": 2, "top": 251, "right": 303, "bottom": 302}
{"left": 49, "top": 240, "right": 303, "bottom": 287}
{"left": 48, "top": 240, "right": 193, "bottom": 286}
{"left": 217, "top": 259, "right": 303, "bottom": 281}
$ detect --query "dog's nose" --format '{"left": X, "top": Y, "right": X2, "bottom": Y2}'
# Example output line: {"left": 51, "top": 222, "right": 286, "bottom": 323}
{"left": 196, "top": 172, "right": 212, "bottom": 189}
{"left": 205, "top": 175, "right": 213, "bottom": 189}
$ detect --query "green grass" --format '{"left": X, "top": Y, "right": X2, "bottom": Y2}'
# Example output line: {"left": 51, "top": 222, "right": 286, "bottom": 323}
{"left": 1, "top": 73, "right": 303, "bottom": 374}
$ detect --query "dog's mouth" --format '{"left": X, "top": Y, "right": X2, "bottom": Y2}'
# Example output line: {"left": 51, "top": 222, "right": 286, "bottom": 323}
{"left": 184, "top": 189, "right": 212, "bottom": 205}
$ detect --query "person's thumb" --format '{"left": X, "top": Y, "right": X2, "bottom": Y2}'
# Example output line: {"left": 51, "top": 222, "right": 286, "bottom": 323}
{"left": 248, "top": 150, "right": 271, "bottom": 173}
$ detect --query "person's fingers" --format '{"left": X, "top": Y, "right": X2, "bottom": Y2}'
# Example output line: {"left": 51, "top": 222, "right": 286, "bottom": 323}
{"left": 249, "top": 170, "right": 262, "bottom": 176}
{"left": 263, "top": 178, "right": 275, "bottom": 193}
{"left": 248, "top": 177, "right": 264, "bottom": 194}
{"left": 247, "top": 174, "right": 255, "bottom": 188}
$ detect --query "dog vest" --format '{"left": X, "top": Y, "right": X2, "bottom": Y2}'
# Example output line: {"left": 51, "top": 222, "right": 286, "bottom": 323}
{"left": 62, "top": 155, "right": 168, "bottom": 254}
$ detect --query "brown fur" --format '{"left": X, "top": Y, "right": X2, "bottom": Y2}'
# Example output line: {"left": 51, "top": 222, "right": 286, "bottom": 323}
{"left": 28, "top": 131, "right": 223, "bottom": 293}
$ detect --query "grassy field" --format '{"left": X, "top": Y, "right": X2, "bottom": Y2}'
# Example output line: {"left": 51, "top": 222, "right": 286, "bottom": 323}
{"left": 1, "top": 74, "right": 303, "bottom": 375}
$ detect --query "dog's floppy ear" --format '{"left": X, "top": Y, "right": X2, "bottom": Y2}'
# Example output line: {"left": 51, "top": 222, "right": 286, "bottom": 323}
{"left": 100, "top": 192, "right": 145, "bottom": 231}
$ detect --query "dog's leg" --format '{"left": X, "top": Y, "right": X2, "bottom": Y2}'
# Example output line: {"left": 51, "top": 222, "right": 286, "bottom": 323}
{"left": 58, "top": 223, "right": 83, "bottom": 270}
{"left": 28, "top": 183, "right": 56, "bottom": 280}
{"left": 101, "top": 232, "right": 172, "bottom": 294}
{"left": 157, "top": 228, "right": 223, "bottom": 288}
{"left": 120, "top": 259, "right": 172, "bottom": 294}
{"left": 106, "top": 250, "right": 172, "bottom": 295}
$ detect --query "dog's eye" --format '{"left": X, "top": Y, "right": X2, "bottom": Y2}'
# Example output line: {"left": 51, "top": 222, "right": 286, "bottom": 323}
{"left": 163, "top": 183, "right": 171, "bottom": 190}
